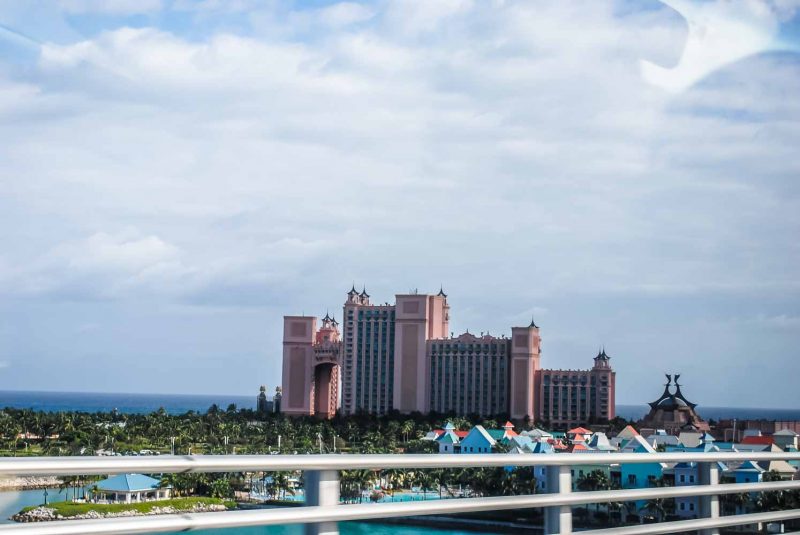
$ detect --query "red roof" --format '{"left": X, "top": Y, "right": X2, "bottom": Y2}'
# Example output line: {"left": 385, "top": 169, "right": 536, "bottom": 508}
{"left": 433, "top": 429, "right": 468, "bottom": 439}
{"left": 741, "top": 436, "right": 774, "bottom": 446}
{"left": 503, "top": 421, "right": 515, "bottom": 428}
{"left": 567, "top": 443, "right": 589, "bottom": 452}
{"left": 568, "top": 427, "right": 592, "bottom": 435}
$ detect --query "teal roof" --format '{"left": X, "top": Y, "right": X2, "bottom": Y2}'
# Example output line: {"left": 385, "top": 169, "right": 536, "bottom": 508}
{"left": 487, "top": 430, "right": 506, "bottom": 440}
{"left": 438, "top": 432, "right": 458, "bottom": 444}
{"left": 96, "top": 473, "right": 162, "bottom": 492}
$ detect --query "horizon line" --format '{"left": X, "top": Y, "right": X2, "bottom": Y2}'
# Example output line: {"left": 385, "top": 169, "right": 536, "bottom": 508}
{"left": 0, "top": 388, "right": 798, "bottom": 413}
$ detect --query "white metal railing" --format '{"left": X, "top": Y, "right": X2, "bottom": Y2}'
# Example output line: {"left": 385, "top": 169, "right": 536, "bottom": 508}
{"left": 0, "top": 452, "right": 799, "bottom": 535}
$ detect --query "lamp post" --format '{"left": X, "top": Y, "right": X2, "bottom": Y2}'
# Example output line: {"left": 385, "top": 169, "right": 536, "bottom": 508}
{"left": 43, "top": 489, "right": 48, "bottom": 506}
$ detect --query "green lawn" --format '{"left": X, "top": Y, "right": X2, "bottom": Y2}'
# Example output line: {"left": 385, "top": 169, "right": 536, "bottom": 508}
{"left": 21, "top": 497, "right": 236, "bottom": 517}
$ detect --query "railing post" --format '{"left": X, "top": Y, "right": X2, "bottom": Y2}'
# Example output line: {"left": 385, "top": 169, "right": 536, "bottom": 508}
{"left": 544, "top": 464, "right": 573, "bottom": 535}
{"left": 699, "top": 461, "right": 720, "bottom": 535}
{"left": 304, "top": 469, "right": 340, "bottom": 535}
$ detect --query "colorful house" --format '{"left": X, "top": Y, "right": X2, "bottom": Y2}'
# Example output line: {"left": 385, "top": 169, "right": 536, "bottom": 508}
{"left": 615, "top": 434, "right": 668, "bottom": 513}
{"left": 529, "top": 441, "right": 556, "bottom": 492}
{"left": 459, "top": 425, "right": 496, "bottom": 454}
{"left": 673, "top": 459, "right": 727, "bottom": 518}
{"left": 436, "top": 422, "right": 463, "bottom": 454}
{"left": 610, "top": 425, "right": 640, "bottom": 449}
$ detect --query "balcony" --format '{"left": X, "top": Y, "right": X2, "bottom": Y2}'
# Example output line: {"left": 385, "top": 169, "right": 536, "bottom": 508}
{"left": 0, "top": 451, "right": 798, "bottom": 534}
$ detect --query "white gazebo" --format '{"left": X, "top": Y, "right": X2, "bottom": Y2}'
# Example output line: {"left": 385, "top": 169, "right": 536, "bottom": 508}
{"left": 93, "top": 473, "right": 171, "bottom": 503}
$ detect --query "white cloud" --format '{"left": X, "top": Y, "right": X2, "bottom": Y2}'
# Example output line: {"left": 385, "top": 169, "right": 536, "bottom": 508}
{"left": 56, "top": 231, "right": 179, "bottom": 273}
{"left": 752, "top": 314, "right": 800, "bottom": 330}
{"left": 642, "top": 0, "right": 786, "bottom": 92}
{"left": 56, "top": 0, "right": 163, "bottom": 14}
{"left": 10, "top": 2, "right": 797, "bottom": 305}
{"left": 316, "top": 3, "right": 376, "bottom": 27}
{"left": 1, "top": 230, "right": 188, "bottom": 299}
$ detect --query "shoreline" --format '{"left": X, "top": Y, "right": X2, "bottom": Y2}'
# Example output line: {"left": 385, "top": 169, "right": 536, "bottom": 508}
{"left": 0, "top": 476, "right": 62, "bottom": 491}
{"left": 11, "top": 499, "right": 231, "bottom": 523}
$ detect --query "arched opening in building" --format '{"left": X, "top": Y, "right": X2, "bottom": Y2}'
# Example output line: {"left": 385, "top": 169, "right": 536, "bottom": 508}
{"left": 313, "top": 362, "right": 338, "bottom": 419}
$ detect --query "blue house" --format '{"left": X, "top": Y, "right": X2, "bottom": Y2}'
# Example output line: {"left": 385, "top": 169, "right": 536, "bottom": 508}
{"left": 673, "top": 459, "right": 727, "bottom": 518}
{"left": 459, "top": 425, "right": 496, "bottom": 454}
{"left": 529, "top": 441, "right": 556, "bottom": 492}
{"left": 615, "top": 435, "right": 668, "bottom": 515}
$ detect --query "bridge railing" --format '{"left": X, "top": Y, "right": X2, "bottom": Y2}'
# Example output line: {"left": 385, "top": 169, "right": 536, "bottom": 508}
{"left": 1, "top": 451, "right": 799, "bottom": 535}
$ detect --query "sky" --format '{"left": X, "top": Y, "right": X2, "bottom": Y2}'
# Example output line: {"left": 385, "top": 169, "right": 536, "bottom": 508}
{"left": 0, "top": 0, "right": 799, "bottom": 409}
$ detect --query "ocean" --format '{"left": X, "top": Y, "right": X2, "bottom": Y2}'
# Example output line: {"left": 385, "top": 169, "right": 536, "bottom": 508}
{"left": 0, "top": 390, "right": 798, "bottom": 421}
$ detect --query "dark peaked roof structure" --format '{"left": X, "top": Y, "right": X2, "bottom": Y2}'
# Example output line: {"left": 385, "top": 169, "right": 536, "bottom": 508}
{"left": 641, "top": 373, "right": 708, "bottom": 432}
{"left": 648, "top": 374, "right": 697, "bottom": 410}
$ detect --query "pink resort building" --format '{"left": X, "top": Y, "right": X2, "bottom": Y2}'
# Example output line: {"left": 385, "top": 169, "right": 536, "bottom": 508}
{"left": 281, "top": 287, "right": 615, "bottom": 426}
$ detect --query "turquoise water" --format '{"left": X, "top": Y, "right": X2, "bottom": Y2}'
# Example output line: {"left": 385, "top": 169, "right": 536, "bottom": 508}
{"left": 162, "top": 524, "right": 488, "bottom": 535}
{"left": 0, "top": 489, "right": 496, "bottom": 535}
{"left": 252, "top": 491, "right": 443, "bottom": 503}
{"left": 0, "top": 487, "right": 62, "bottom": 523}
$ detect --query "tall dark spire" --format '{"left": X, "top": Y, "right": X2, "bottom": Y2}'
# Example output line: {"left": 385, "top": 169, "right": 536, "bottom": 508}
{"left": 437, "top": 285, "right": 447, "bottom": 298}
{"left": 648, "top": 373, "right": 675, "bottom": 409}
{"left": 529, "top": 316, "right": 538, "bottom": 328}
{"left": 672, "top": 374, "right": 697, "bottom": 409}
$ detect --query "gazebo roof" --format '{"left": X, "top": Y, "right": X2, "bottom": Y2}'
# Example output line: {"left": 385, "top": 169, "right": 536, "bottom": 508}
{"left": 96, "top": 473, "right": 163, "bottom": 492}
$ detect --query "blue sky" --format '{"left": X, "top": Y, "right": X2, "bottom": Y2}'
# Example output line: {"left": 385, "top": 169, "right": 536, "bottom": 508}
{"left": 1, "top": 0, "right": 799, "bottom": 409}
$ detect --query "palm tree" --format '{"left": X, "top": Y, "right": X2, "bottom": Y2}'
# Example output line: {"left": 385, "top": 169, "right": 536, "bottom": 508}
{"left": 401, "top": 421, "right": 415, "bottom": 443}
{"left": 639, "top": 498, "right": 668, "bottom": 523}
{"left": 414, "top": 471, "right": 434, "bottom": 500}
{"left": 576, "top": 470, "right": 611, "bottom": 515}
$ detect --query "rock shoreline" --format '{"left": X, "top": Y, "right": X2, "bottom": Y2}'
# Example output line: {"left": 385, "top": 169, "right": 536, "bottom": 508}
{"left": 0, "top": 476, "right": 62, "bottom": 491}
{"left": 12, "top": 503, "right": 228, "bottom": 522}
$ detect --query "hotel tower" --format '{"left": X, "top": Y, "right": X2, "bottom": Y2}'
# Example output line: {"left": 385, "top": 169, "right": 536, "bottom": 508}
{"left": 281, "top": 287, "right": 615, "bottom": 426}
